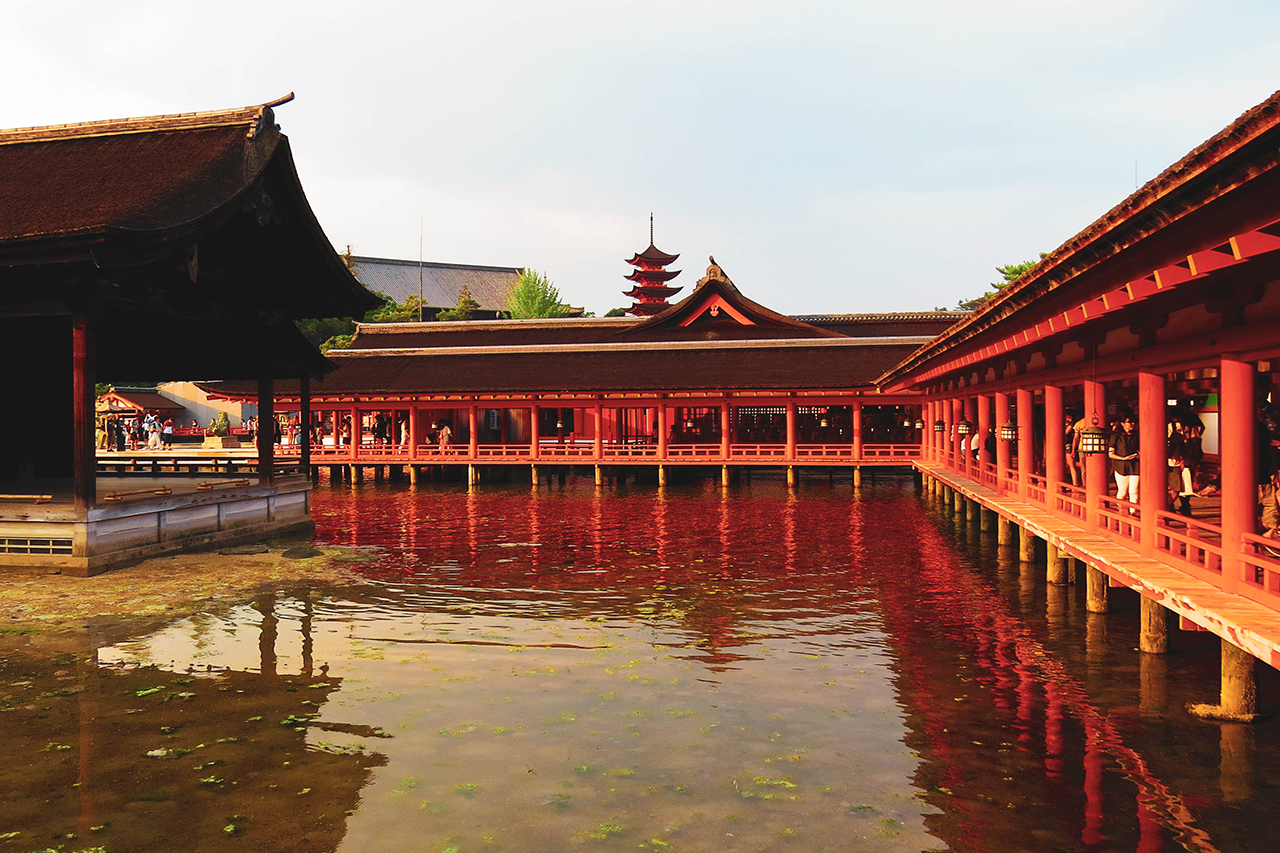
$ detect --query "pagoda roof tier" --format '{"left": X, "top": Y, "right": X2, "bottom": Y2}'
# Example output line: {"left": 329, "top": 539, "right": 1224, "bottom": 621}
{"left": 625, "top": 243, "right": 680, "bottom": 267}
{"left": 624, "top": 268, "right": 682, "bottom": 284}
{"left": 627, "top": 302, "right": 670, "bottom": 316}
{"left": 624, "top": 285, "right": 683, "bottom": 300}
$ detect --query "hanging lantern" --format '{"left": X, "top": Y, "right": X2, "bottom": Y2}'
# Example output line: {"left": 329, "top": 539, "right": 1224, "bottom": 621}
{"left": 556, "top": 420, "right": 564, "bottom": 430}
{"left": 933, "top": 420, "right": 945, "bottom": 433}
{"left": 998, "top": 421, "right": 1017, "bottom": 441}
{"left": 914, "top": 419, "right": 925, "bottom": 430}
{"left": 819, "top": 418, "right": 829, "bottom": 428}
{"left": 956, "top": 420, "right": 975, "bottom": 436}
{"left": 1078, "top": 421, "right": 1110, "bottom": 455}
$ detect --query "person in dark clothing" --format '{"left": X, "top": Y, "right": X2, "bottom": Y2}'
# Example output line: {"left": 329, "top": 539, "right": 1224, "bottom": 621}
{"left": 1108, "top": 414, "right": 1139, "bottom": 503}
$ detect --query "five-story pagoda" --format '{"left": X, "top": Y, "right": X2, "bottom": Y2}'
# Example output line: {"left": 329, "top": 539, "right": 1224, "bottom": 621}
{"left": 623, "top": 216, "right": 682, "bottom": 315}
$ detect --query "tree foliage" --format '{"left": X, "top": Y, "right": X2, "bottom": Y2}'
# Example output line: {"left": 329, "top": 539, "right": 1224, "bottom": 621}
{"left": 436, "top": 286, "right": 481, "bottom": 321}
{"left": 955, "top": 255, "right": 1046, "bottom": 311}
{"left": 507, "top": 269, "right": 568, "bottom": 319}
{"left": 604, "top": 307, "right": 629, "bottom": 317}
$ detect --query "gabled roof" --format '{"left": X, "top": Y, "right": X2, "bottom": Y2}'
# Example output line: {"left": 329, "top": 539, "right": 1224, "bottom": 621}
{"left": 97, "top": 389, "right": 185, "bottom": 413}
{"left": 616, "top": 257, "right": 843, "bottom": 342}
{"left": 0, "top": 95, "right": 379, "bottom": 323}
{"left": 350, "top": 256, "right": 521, "bottom": 312}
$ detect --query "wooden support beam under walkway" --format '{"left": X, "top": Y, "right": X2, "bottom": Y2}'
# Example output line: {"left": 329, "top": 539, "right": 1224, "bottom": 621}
{"left": 918, "top": 462, "right": 1280, "bottom": 671}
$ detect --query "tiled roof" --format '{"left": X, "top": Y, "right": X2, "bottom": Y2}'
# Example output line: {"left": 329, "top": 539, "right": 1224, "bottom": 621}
{"left": 350, "top": 256, "right": 522, "bottom": 312}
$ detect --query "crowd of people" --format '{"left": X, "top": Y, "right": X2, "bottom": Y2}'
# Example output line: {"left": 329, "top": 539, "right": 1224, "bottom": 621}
{"left": 96, "top": 413, "right": 178, "bottom": 451}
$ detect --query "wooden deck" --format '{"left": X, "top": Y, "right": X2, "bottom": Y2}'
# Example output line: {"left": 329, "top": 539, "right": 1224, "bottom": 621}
{"left": 919, "top": 462, "right": 1280, "bottom": 669}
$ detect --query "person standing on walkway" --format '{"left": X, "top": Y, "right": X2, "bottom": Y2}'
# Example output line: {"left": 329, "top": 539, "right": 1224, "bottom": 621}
{"left": 1109, "top": 413, "right": 1139, "bottom": 504}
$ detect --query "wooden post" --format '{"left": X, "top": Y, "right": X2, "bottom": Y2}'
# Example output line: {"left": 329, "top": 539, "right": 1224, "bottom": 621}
{"left": 299, "top": 375, "right": 312, "bottom": 474}
{"left": 531, "top": 464, "right": 539, "bottom": 487}
{"left": 657, "top": 400, "right": 668, "bottom": 460}
{"left": 951, "top": 397, "right": 963, "bottom": 469}
{"left": 1019, "top": 526, "right": 1034, "bottom": 562}
{"left": 1220, "top": 640, "right": 1257, "bottom": 720}
{"left": 409, "top": 465, "right": 419, "bottom": 484}
{"left": 942, "top": 396, "right": 954, "bottom": 469}
{"left": 258, "top": 373, "right": 275, "bottom": 486}
{"left": 852, "top": 401, "right": 863, "bottom": 461}
{"left": 468, "top": 464, "right": 478, "bottom": 486}
{"left": 853, "top": 466, "right": 862, "bottom": 488}
{"left": 980, "top": 507, "right": 993, "bottom": 533}
{"left": 594, "top": 400, "right": 603, "bottom": 461}
{"left": 1044, "top": 383, "right": 1063, "bottom": 503}
{"left": 469, "top": 403, "right": 479, "bottom": 461}
{"left": 721, "top": 399, "right": 731, "bottom": 461}
{"left": 408, "top": 406, "right": 419, "bottom": 462}
{"left": 785, "top": 399, "right": 797, "bottom": 461}
{"left": 997, "top": 515, "right": 1014, "bottom": 545}
{"left": 1139, "top": 595, "right": 1168, "bottom": 653}
{"left": 787, "top": 466, "right": 796, "bottom": 488}
{"left": 995, "top": 392, "right": 1011, "bottom": 493}
{"left": 1047, "top": 542, "right": 1068, "bottom": 584}
{"left": 721, "top": 464, "right": 730, "bottom": 487}
{"left": 595, "top": 464, "right": 603, "bottom": 486}
{"left": 976, "top": 394, "right": 991, "bottom": 473}
{"left": 658, "top": 464, "right": 667, "bottom": 487}
{"left": 1016, "top": 388, "right": 1033, "bottom": 499}
{"left": 1138, "top": 370, "right": 1166, "bottom": 556}
{"left": 531, "top": 404, "right": 540, "bottom": 461}
{"left": 72, "top": 316, "right": 95, "bottom": 511}
{"left": 1083, "top": 379, "right": 1108, "bottom": 528}
{"left": 964, "top": 396, "right": 977, "bottom": 476}
{"left": 1219, "top": 356, "right": 1255, "bottom": 593}
{"left": 1086, "top": 564, "right": 1109, "bottom": 612}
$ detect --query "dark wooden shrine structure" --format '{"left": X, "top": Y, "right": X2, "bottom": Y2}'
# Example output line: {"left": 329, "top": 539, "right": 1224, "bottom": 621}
{"left": 0, "top": 97, "right": 379, "bottom": 574}
{"left": 881, "top": 89, "right": 1280, "bottom": 718}
{"left": 202, "top": 258, "right": 959, "bottom": 486}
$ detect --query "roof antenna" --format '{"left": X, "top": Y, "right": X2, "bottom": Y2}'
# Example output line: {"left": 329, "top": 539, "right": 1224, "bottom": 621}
{"left": 650, "top": 212, "right": 654, "bottom": 246}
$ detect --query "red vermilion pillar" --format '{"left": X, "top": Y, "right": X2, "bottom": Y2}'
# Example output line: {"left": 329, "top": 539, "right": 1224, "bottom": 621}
{"left": 785, "top": 400, "right": 797, "bottom": 461}
{"left": 1219, "top": 356, "right": 1256, "bottom": 593}
{"left": 1044, "top": 384, "right": 1064, "bottom": 507}
{"left": 594, "top": 401, "right": 603, "bottom": 460}
{"left": 1138, "top": 371, "right": 1167, "bottom": 557}
{"left": 852, "top": 401, "right": 864, "bottom": 460}
{"left": 720, "top": 399, "right": 731, "bottom": 460}
{"left": 530, "top": 404, "right": 540, "bottom": 459}
{"left": 658, "top": 400, "right": 669, "bottom": 459}
{"left": 977, "top": 394, "right": 992, "bottom": 473}
{"left": 995, "top": 392, "right": 1011, "bottom": 493}
{"left": 468, "top": 404, "right": 479, "bottom": 459}
{"left": 1017, "top": 388, "right": 1033, "bottom": 500}
{"left": 299, "top": 375, "right": 312, "bottom": 474}
{"left": 943, "top": 396, "right": 955, "bottom": 470}
{"left": 964, "top": 396, "right": 978, "bottom": 476}
{"left": 72, "top": 316, "right": 95, "bottom": 512}
{"left": 1083, "top": 380, "right": 1108, "bottom": 528}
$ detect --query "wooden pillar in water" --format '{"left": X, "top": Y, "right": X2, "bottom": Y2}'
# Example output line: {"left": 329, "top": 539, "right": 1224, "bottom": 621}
{"left": 1219, "top": 640, "right": 1258, "bottom": 721}
{"left": 1139, "top": 595, "right": 1168, "bottom": 654}
{"left": 853, "top": 466, "right": 862, "bottom": 489}
{"left": 721, "top": 465, "right": 730, "bottom": 487}
{"left": 658, "top": 465, "right": 667, "bottom": 487}
{"left": 980, "top": 507, "right": 994, "bottom": 533}
{"left": 1086, "top": 565, "right": 1109, "bottom": 612}
{"left": 997, "top": 515, "right": 1014, "bottom": 545}
{"left": 1018, "top": 526, "right": 1034, "bottom": 562}
{"left": 1047, "top": 541, "right": 1068, "bottom": 585}
{"left": 595, "top": 464, "right": 603, "bottom": 486}
{"left": 530, "top": 464, "right": 539, "bottom": 487}
{"left": 787, "top": 466, "right": 796, "bottom": 488}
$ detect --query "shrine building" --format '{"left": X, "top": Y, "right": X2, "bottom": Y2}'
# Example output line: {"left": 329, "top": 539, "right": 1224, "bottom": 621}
{"left": 0, "top": 97, "right": 379, "bottom": 575}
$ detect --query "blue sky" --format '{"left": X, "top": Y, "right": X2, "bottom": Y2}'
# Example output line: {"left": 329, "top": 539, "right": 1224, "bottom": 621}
{"left": 8, "top": 0, "right": 1280, "bottom": 316}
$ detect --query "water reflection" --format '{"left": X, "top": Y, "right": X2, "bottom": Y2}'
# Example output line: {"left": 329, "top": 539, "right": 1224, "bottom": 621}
{"left": 2, "top": 474, "right": 1278, "bottom": 852}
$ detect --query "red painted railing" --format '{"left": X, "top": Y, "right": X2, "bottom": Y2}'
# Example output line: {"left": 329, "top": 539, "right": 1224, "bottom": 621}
{"left": 1154, "top": 511, "right": 1223, "bottom": 583}
{"left": 1241, "top": 533, "right": 1280, "bottom": 604}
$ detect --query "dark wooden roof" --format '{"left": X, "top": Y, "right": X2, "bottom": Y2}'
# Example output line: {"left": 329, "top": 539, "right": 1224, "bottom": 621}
{"left": 202, "top": 337, "right": 929, "bottom": 397}
{"left": 98, "top": 389, "right": 185, "bottom": 412}
{"left": 625, "top": 243, "right": 680, "bottom": 266}
{"left": 0, "top": 98, "right": 381, "bottom": 380}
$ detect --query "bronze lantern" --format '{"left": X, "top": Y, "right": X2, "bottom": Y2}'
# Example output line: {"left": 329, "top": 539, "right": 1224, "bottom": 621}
{"left": 998, "top": 421, "right": 1017, "bottom": 441}
{"left": 956, "top": 420, "right": 975, "bottom": 436}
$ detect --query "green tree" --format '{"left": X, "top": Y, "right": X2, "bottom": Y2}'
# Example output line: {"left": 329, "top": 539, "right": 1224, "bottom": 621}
{"left": 604, "top": 307, "right": 629, "bottom": 317}
{"left": 506, "top": 269, "right": 568, "bottom": 319}
{"left": 956, "top": 255, "right": 1045, "bottom": 311}
{"left": 436, "top": 286, "right": 481, "bottom": 321}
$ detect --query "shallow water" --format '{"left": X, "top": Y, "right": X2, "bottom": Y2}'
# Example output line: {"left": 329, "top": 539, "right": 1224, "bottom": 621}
{"left": 2, "top": 473, "right": 1278, "bottom": 852}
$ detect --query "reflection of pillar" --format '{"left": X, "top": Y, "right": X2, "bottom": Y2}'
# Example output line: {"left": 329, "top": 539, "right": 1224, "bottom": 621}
{"left": 1220, "top": 355, "right": 1256, "bottom": 593}
{"left": 1046, "top": 584, "right": 1067, "bottom": 639}
{"left": 1082, "top": 718, "right": 1104, "bottom": 845}
{"left": 1085, "top": 612, "right": 1107, "bottom": 668}
{"left": 1139, "top": 652, "right": 1167, "bottom": 717}
{"left": 1220, "top": 723, "right": 1255, "bottom": 803}
{"left": 1139, "top": 594, "right": 1168, "bottom": 653}
{"left": 76, "top": 644, "right": 98, "bottom": 838}
{"left": 255, "top": 594, "right": 278, "bottom": 677}
{"left": 784, "top": 492, "right": 796, "bottom": 572}
{"left": 1044, "top": 682, "right": 1064, "bottom": 778}
{"left": 301, "top": 590, "right": 314, "bottom": 678}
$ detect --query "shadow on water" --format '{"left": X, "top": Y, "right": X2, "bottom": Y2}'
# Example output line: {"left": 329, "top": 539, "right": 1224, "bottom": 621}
{"left": 2, "top": 472, "right": 1277, "bottom": 852}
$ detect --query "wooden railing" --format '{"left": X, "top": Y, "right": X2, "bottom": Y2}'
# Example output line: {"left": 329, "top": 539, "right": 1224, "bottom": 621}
{"left": 1026, "top": 474, "right": 1047, "bottom": 505}
{"left": 1052, "top": 483, "right": 1088, "bottom": 522}
{"left": 1155, "top": 511, "right": 1223, "bottom": 584}
{"left": 1241, "top": 532, "right": 1280, "bottom": 605}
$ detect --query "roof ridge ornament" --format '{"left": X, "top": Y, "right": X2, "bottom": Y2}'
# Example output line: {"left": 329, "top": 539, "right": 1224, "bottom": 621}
{"left": 697, "top": 255, "right": 732, "bottom": 287}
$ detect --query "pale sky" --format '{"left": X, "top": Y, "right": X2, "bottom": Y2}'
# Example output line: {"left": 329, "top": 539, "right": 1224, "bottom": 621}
{"left": 7, "top": 0, "right": 1280, "bottom": 316}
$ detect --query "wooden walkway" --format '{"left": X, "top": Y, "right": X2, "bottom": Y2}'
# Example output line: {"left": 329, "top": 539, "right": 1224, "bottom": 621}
{"left": 918, "top": 461, "right": 1280, "bottom": 669}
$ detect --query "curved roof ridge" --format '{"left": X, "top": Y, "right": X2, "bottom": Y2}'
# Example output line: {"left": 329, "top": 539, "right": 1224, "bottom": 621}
{"left": 0, "top": 97, "right": 291, "bottom": 146}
